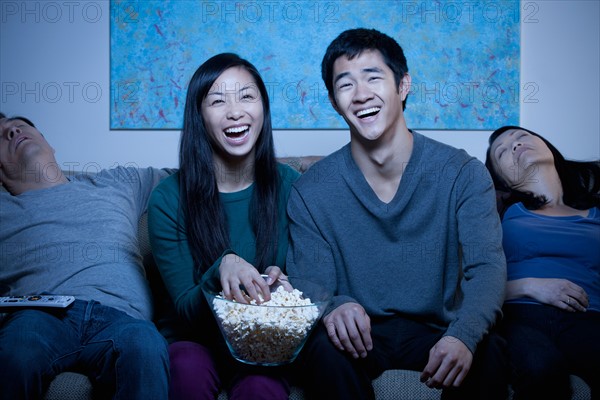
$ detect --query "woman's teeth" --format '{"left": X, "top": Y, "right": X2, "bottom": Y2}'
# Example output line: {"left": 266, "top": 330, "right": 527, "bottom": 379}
{"left": 224, "top": 125, "right": 249, "bottom": 137}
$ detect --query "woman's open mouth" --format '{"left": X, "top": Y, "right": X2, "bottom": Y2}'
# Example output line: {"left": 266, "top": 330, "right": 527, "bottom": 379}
{"left": 224, "top": 125, "right": 250, "bottom": 143}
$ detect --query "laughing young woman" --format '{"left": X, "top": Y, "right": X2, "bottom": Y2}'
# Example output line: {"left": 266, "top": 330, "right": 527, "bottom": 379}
{"left": 147, "top": 53, "right": 299, "bottom": 400}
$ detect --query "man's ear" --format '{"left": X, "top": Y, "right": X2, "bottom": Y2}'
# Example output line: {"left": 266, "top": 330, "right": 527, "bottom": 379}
{"left": 329, "top": 94, "right": 341, "bottom": 115}
{"left": 399, "top": 73, "right": 411, "bottom": 100}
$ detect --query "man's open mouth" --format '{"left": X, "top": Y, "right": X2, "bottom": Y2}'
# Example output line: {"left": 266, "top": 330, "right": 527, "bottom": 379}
{"left": 356, "top": 107, "right": 381, "bottom": 119}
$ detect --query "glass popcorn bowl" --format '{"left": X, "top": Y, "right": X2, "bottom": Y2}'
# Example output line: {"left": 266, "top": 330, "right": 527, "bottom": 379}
{"left": 202, "top": 276, "right": 331, "bottom": 366}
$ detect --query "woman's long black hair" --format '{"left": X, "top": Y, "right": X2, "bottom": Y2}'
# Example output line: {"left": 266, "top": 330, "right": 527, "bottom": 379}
{"left": 485, "top": 125, "right": 600, "bottom": 217}
{"left": 179, "top": 53, "right": 279, "bottom": 276}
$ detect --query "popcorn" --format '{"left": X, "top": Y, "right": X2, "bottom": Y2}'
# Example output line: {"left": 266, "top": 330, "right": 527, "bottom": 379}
{"left": 212, "top": 285, "right": 319, "bottom": 364}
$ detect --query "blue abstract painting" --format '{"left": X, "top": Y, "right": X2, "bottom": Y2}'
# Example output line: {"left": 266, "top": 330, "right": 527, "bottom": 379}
{"left": 110, "top": 0, "right": 520, "bottom": 130}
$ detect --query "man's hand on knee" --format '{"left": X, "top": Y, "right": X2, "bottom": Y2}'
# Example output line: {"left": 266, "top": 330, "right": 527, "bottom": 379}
{"left": 323, "top": 302, "right": 372, "bottom": 359}
{"left": 420, "top": 335, "right": 473, "bottom": 389}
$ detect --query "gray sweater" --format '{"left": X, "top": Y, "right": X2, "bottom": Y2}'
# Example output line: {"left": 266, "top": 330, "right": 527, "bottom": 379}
{"left": 286, "top": 132, "right": 506, "bottom": 352}
{"left": 0, "top": 167, "right": 166, "bottom": 321}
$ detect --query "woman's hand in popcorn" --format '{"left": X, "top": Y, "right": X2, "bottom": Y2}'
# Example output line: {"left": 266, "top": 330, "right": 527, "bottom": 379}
{"left": 219, "top": 254, "right": 270, "bottom": 304}
{"left": 264, "top": 266, "right": 294, "bottom": 292}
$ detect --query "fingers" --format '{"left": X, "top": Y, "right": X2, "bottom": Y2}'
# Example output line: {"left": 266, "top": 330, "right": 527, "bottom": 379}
{"left": 332, "top": 320, "right": 365, "bottom": 358}
{"left": 242, "top": 277, "right": 268, "bottom": 303}
{"left": 540, "top": 279, "right": 589, "bottom": 312}
{"left": 231, "top": 287, "right": 248, "bottom": 303}
{"left": 339, "top": 317, "right": 370, "bottom": 359}
{"left": 221, "top": 279, "right": 249, "bottom": 303}
{"left": 563, "top": 296, "right": 573, "bottom": 311}
{"left": 422, "top": 356, "right": 461, "bottom": 389}
{"left": 563, "top": 294, "right": 588, "bottom": 312}
{"left": 421, "top": 337, "right": 472, "bottom": 389}
{"left": 263, "top": 266, "right": 294, "bottom": 291}
{"left": 423, "top": 361, "right": 464, "bottom": 389}
{"left": 323, "top": 304, "right": 372, "bottom": 359}
{"left": 224, "top": 268, "right": 292, "bottom": 304}
{"left": 255, "top": 276, "right": 271, "bottom": 302}
{"left": 221, "top": 279, "right": 232, "bottom": 300}
{"left": 324, "top": 316, "right": 346, "bottom": 353}
{"left": 442, "top": 365, "right": 463, "bottom": 388}
{"left": 277, "top": 276, "right": 294, "bottom": 292}
{"left": 356, "top": 316, "right": 373, "bottom": 356}
{"left": 420, "top": 349, "right": 441, "bottom": 386}
{"left": 572, "top": 288, "right": 589, "bottom": 310}
{"left": 420, "top": 360, "right": 437, "bottom": 386}
{"left": 263, "top": 266, "right": 281, "bottom": 285}
{"left": 219, "top": 256, "right": 270, "bottom": 304}
{"left": 225, "top": 276, "right": 269, "bottom": 304}
{"left": 562, "top": 284, "right": 589, "bottom": 312}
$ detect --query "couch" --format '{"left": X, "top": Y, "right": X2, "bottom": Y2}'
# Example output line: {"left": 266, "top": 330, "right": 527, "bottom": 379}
{"left": 1, "top": 157, "right": 591, "bottom": 399}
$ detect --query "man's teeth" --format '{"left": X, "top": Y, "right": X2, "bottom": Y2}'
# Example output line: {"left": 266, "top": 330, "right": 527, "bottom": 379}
{"left": 356, "top": 107, "right": 381, "bottom": 118}
{"left": 225, "top": 125, "right": 249, "bottom": 134}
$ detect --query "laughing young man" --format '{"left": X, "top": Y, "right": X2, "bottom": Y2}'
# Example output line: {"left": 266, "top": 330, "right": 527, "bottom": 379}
{"left": 286, "top": 29, "right": 508, "bottom": 399}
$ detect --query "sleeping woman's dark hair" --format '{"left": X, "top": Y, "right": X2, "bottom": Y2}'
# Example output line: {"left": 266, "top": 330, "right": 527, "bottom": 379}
{"left": 485, "top": 125, "right": 600, "bottom": 218}
{"left": 179, "top": 53, "right": 280, "bottom": 277}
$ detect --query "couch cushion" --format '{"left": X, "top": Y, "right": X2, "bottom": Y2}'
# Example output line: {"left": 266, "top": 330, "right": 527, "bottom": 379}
{"left": 44, "top": 372, "right": 94, "bottom": 400}
{"left": 373, "top": 370, "right": 441, "bottom": 399}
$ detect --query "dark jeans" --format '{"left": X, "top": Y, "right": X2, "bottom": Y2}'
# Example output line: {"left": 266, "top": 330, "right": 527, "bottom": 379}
{"left": 501, "top": 304, "right": 600, "bottom": 400}
{"left": 296, "top": 315, "right": 508, "bottom": 400}
{"left": 0, "top": 300, "right": 169, "bottom": 400}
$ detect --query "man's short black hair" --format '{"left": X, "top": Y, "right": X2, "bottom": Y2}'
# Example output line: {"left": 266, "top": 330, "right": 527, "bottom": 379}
{"left": 0, "top": 113, "right": 36, "bottom": 128}
{"left": 321, "top": 28, "right": 409, "bottom": 110}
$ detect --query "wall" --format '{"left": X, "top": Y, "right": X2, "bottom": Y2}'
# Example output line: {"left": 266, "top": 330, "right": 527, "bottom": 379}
{"left": 1, "top": 1, "right": 598, "bottom": 169}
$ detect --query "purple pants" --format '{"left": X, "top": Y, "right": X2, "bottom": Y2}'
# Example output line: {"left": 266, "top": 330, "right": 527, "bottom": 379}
{"left": 168, "top": 341, "right": 289, "bottom": 400}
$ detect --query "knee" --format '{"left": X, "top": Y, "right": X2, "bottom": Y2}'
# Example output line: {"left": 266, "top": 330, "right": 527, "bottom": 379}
{"left": 114, "top": 322, "right": 168, "bottom": 364}
{"left": 0, "top": 329, "right": 51, "bottom": 371}
{"left": 514, "top": 353, "right": 563, "bottom": 382}
{"left": 0, "top": 334, "right": 56, "bottom": 390}
{"left": 169, "top": 341, "right": 217, "bottom": 374}
{"left": 0, "top": 347, "right": 35, "bottom": 378}
{"left": 168, "top": 342, "right": 220, "bottom": 400}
